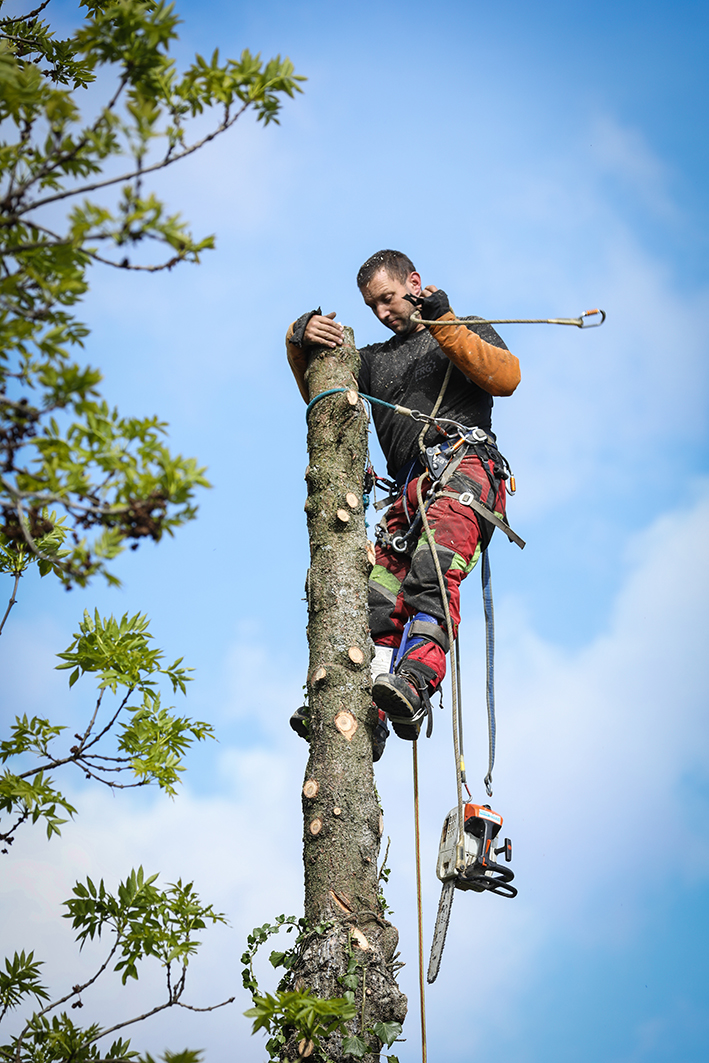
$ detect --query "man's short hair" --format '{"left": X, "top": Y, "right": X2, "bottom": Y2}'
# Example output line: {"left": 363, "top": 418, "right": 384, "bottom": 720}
{"left": 357, "top": 249, "right": 416, "bottom": 290}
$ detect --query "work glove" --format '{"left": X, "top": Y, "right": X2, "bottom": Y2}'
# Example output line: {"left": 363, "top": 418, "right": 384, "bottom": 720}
{"left": 404, "top": 290, "right": 451, "bottom": 321}
{"left": 289, "top": 308, "right": 322, "bottom": 347}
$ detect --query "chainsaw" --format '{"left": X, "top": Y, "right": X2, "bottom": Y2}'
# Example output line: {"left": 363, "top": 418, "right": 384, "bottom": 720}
{"left": 427, "top": 802, "right": 517, "bottom": 984}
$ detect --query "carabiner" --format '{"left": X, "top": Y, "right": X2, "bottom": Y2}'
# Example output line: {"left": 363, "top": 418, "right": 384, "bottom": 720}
{"left": 579, "top": 308, "right": 606, "bottom": 328}
{"left": 391, "top": 534, "right": 409, "bottom": 554}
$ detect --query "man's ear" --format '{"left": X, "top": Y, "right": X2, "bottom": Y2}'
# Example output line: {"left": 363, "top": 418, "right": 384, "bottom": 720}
{"left": 407, "top": 271, "right": 422, "bottom": 296}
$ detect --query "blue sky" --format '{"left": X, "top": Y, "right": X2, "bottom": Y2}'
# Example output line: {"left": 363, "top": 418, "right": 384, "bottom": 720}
{"left": 1, "top": 1, "right": 708, "bottom": 1061}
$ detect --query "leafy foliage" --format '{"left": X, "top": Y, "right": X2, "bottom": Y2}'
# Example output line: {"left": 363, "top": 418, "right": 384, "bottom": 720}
{"left": 0, "top": 868, "right": 232, "bottom": 1063}
{"left": 0, "top": 3, "right": 305, "bottom": 1058}
{"left": 241, "top": 916, "right": 402, "bottom": 1061}
{"left": 0, "top": 0, "right": 303, "bottom": 585}
{"left": 0, "top": 950, "right": 49, "bottom": 1022}
{"left": 245, "top": 989, "right": 357, "bottom": 1063}
{"left": 64, "top": 867, "right": 226, "bottom": 983}
{"left": 1, "top": 608, "right": 213, "bottom": 849}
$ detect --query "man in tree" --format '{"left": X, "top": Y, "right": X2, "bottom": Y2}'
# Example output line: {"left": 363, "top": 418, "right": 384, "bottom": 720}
{"left": 287, "top": 249, "right": 520, "bottom": 745}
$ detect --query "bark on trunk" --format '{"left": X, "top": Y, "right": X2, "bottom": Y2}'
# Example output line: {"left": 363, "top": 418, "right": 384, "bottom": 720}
{"left": 288, "top": 329, "right": 407, "bottom": 1062}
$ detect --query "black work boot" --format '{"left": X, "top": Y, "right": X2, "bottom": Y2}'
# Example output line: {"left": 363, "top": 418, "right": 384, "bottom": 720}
{"left": 372, "top": 708, "right": 390, "bottom": 762}
{"left": 290, "top": 705, "right": 310, "bottom": 739}
{"left": 372, "top": 672, "right": 426, "bottom": 741}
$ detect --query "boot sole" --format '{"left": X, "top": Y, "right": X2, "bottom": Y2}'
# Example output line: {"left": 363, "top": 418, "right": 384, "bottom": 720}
{"left": 372, "top": 679, "right": 421, "bottom": 741}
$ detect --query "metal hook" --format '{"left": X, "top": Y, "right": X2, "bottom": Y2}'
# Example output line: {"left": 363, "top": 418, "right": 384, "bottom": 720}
{"left": 578, "top": 308, "right": 606, "bottom": 328}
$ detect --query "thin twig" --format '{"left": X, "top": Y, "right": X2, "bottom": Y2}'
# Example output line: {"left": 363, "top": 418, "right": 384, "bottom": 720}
{"left": 75, "top": 687, "right": 105, "bottom": 747}
{"left": 0, "top": 571, "right": 21, "bottom": 636}
{"left": 175, "top": 997, "right": 236, "bottom": 1012}
{"left": 83, "top": 688, "right": 133, "bottom": 751}
{"left": 0, "top": 1, "right": 52, "bottom": 26}
{"left": 0, "top": 807, "right": 30, "bottom": 846}
{"left": 87, "top": 250, "right": 189, "bottom": 272}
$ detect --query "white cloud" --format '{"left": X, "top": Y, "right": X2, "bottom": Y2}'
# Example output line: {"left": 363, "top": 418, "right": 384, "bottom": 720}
{"left": 3, "top": 489, "right": 706, "bottom": 1060}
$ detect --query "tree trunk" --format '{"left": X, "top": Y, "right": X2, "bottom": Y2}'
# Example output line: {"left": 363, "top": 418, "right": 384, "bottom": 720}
{"left": 289, "top": 329, "right": 407, "bottom": 1062}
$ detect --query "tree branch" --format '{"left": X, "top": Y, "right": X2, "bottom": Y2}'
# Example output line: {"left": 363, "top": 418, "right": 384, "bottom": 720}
{"left": 0, "top": 476, "right": 133, "bottom": 521}
{"left": 15, "top": 688, "right": 133, "bottom": 781}
{"left": 77, "top": 687, "right": 106, "bottom": 749}
{"left": 9, "top": 72, "right": 132, "bottom": 205}
{"left": 87, "top": 249, "right": 189, "bottom": 272}
{"left": 0, "top": 1, "right": 52, "bottom": 26}
{"left": 0, "top": 571, "right": 22, "bottom": 636}
{"left": 13, "top": 99, "right": 251, "bottom": 218}
{"left": 15, "top": 938, "right": 121, "bottom": 1058}
{"left": 82, "top": 688, "right": 133, "bottom": 752}
{"left": 176, "top": 996, "right": 235, "bottom": 1013}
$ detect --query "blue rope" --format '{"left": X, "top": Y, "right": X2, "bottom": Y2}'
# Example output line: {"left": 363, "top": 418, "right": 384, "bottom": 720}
{"left": 481, "top": 548, "right": 496, "bottom": 796}
{"left": 305, "top": 388, "right": 398, "bottom": 419}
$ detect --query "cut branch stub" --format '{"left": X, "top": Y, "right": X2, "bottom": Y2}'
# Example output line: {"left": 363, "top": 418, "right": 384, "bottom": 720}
{"left": 303, "top": 779, "right": 319, "bottom": 799}
{"left": 334, "top": 711, "right": 358, "bottom": 741}
{"left": 347, "top": 645, "right": 365, "bottom": 666}
{"left": 351, "top": 928, "right": 370, "bottom": 951}
{"left": 345, "top": 492, "right": 359, "bottom": 510}
{"left": 336, "top": 508, "right": 351, "bottom": 524}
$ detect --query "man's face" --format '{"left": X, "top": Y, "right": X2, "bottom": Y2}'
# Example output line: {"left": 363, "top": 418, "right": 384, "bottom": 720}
{"left": 360, "top": 268, "right": 423, "bottom": 335}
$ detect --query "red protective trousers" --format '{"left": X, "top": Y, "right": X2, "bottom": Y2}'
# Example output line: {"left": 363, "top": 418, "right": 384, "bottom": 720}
{"left": 368, "top": 453, "right": 506, "bottom": 690}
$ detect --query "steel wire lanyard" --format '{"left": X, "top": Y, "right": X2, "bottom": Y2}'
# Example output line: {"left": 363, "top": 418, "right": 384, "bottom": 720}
{"left": 409, "top": 307, "right": 606, "bottom": 328}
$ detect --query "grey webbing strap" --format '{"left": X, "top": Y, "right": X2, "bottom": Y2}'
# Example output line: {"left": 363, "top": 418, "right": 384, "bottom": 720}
{"left": 436, "top": 448, "right": 466, "bottom": 489}
{"left": 438, "top": 490, "right": 526, "bottom": 549}
{"left": 408, "top": 619, "right": 450, "bottom": 654}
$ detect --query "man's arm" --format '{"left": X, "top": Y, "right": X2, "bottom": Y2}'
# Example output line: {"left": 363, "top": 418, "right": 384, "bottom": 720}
{"left": 419, "top": 286, "right": 521, "bottom": 397}
{"left": 286, "top": 311, "right": 345, "bottom": 403}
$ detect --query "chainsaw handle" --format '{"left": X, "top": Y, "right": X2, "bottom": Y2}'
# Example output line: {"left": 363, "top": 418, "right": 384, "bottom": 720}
{"left": 457, "top": 854, "right": 517, "bottom": 898}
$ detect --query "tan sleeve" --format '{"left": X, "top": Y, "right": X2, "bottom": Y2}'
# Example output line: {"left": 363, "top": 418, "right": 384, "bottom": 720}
{"left": 427, "top": 310, "right": 521, "bottom": 397}
{"left": 286, "top": 320, "right": 310, "bottom": 403}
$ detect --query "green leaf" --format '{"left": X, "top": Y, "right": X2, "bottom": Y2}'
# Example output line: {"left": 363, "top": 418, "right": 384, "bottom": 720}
{"left": 342, "top": 1034, "right": 368, "bottom": 1058}
{"left": 371, "top": 1020, "right": 403, "bottom": 1048}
